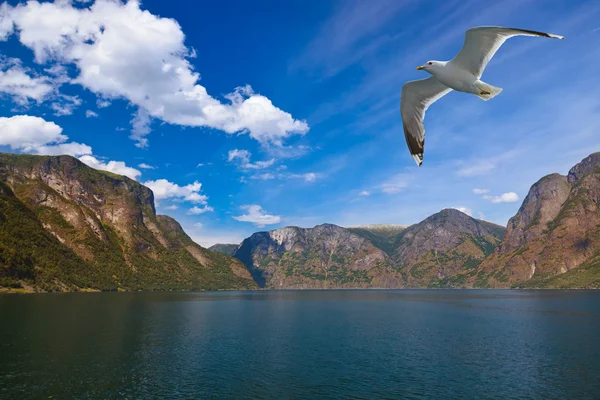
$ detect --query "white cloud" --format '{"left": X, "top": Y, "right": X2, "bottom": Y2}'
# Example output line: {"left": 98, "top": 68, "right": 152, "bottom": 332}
{"left": 227, "top": 149, "right": 275, "bottom": 170}
{"left": 359, "top": 190, "right": 370, "bottom": 196}
{"left": 163, "top": 204, "right": 178, "bottom": 210}
{"left": 0, "top": 1, "right": 308, "bottom": 147}
{"left": 301, "top": 172, "right": 317, "bottom": 182}
{"left": 290, "top": 172, "right": 318, "bottom": 182}
{"left": 187, "top": 205, "right": 214, "bottom": 215}
{"left": 250, "top": 172, "right": 275, "bottom": 180}
{"left": 452, "top": 207, "right": 473, "bottom": 217}
{"left": 0, "top": 115, "right": 65, "bottom": 150}
{"left": 0, "top": 58, "right": 81, "bottom": 114}
{"left": 233, "top": 205, "right": 281, "bottom": 227}
{"left": 78, "top": 155, "right": 141, "bottom": 180}
{"left": 143, "top": 179, "right": 211, "bottom": 211}
{"left": 0, "top": 114, "right": 140, "bottom": 177}
{"left": 457, "top": 161, "right": 495, "bottom": 177}
{"left": 380, "top": 174, "right": 409, "bottom": 194}
{"left": 85, "top": 110, "right": 98, "bottom": 118}
{"left": 483, "top": 192, "right": 519, "bottom": 204}
{"left": 0, "top": 59, "right": 53, "bottom": 104}
{"left": 0, "top": 115, "right": 91, "bottom": 157}
{"left": 138, "top": 163, "right": 155, "bottom": 169}
{"left": 473, "top": 188, "right": 490, "bottom": 195}
{"left": 193, "top": 222, "right": 203, "bottom": 228}
{"left": 196, "top": 163, "right": 204, "bottom": 167}
{"left": 130, "top": 108, "right": 151, "bottom": 148}
{"left": 97, "top": 98, "right": 111, "bottom": 108}
{"left": 36, "top": 142, "right": 92, "bottom": 157}
{"left": 50, "top": 95, "right": 82, "bottom": 116}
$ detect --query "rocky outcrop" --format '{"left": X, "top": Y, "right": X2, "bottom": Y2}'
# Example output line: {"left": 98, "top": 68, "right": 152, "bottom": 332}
{"left": 234, "top": 224, "right": 402, "bottom": 289}
{"left": 475, "top": 153, "right": 600, "bottom": 288}
{"left": 0, "top": 153, "right": 257, "bottom": 292}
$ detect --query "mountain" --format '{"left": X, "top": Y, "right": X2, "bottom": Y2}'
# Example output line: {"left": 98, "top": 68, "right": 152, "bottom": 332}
{"left": 209, "top": 244, "right": 239, "bottom": 256}
{"left": 392, "top": 209, "right": 505, "bottom": 287}
{"left": 233, "top": 210, "right": 505, "bottom": 289}
{"left": 234, "top": 224, "right": 402, "bottom": 289}
{"left": 347, "top": 224, "right": 407, "bottom": 255}
{"left": 0, "top": 153, "right": 256, "bottom": 292}
{"left": 475, "top": 153, "right": 600, "bottom": 288}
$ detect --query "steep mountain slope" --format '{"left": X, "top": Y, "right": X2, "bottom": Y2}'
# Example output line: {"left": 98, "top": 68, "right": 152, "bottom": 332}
{"left": 234, "top": 224, "right": 403, "bottom": 289}
{"left": 392, "top": 209, "right": 505, "bottom": 287}
{"left": 209, "top": 244, "right": 239, "bottom": 256}
{"left": 0, "top": 153, "right": 256, "bottom": 292}
{"left": 476, "top": 153, "right": 600, "bottom": 287}
{"left": 233, "top": 211, "right": 505, "bottom": 289}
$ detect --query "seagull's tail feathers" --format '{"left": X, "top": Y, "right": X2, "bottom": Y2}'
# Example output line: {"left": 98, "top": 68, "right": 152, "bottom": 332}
{"left": 475, "top": 81, "right": 503, "bottom": 101}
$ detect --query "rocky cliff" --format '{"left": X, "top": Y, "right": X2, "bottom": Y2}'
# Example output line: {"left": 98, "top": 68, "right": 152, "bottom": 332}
{"left": 234, "top": 224, "right": 403, "bottom": 289}
{"left": 234, "top": 210, "right": 505, "bottom": 289}
{"left": 475, "top": 153, "right": 600, "bottom": 288}
{"left": 0, "top": 153, "right": 256, "bottom": 292}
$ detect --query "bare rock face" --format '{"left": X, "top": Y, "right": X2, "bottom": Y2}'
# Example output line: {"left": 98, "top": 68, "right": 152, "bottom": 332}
{"left": 497, "top": 174, "right": 570, "bottom": 253}
{"left": 475, "top": 153, "right": 600, "bottom": 288}
{"left": 234, "top": 224, "right": 401, "bottom": 289}
{"left": 0, "top": 153, "right": 256, "bottom": 292}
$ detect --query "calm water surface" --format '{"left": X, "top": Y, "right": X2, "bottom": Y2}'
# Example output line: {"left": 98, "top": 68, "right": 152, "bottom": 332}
{"left": 1, "top": 290, "right": 599, "bottom": 399}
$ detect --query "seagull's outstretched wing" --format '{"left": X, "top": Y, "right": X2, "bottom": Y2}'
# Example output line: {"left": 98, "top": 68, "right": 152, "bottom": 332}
{"left": 450, "top": 26, "right": 564, "bottom": 79}
{"left": 400, "top": 77, "right": 452, "bottom": 166}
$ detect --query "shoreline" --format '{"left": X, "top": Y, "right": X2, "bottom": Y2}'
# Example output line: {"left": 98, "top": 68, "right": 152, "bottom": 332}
{"left": 1, "top": 286, "right": 598, "bottom": 294}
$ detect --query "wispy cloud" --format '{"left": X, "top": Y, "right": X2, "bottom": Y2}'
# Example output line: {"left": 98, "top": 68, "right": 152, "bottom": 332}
{"left": 473, "top": 188, "right": 489, "bottom": 195}
{"left": 483, "top": 192, "right": 519, "bottom": 204}
{"left": 452, "top": 206, "right": 472, "bottom": 216}
{"left": 233, "top": 205, "right": 281, "bottom": 228}
{"left": 227, "top": 149, "right": 275, "bottom": 170}
{"left": 379, "top": 173, "right": 411, "bottom": 194}
{"left": 138, "top": 163, "right": 156, "bottom": 170}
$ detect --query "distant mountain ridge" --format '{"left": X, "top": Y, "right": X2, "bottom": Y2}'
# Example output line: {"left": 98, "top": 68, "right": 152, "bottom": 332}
{"left": 208, "top": 244, "right": 239, "bottom": 257}
{"left": 232, "top": 210, "right": 505, "bottom": 289}
{"left": 226, "top": 154, "right": 600, "bottom": 289}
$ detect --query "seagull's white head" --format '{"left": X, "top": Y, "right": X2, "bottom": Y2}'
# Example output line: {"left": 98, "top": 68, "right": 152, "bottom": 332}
{"left": 416, "top": 61, "right": 444, "bottom": 74}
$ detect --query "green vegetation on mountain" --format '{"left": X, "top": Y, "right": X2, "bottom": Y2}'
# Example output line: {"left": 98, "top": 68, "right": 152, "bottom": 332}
{"left": 233, "top": 213, "right": 505, "bottom": 289}
{"left": 515, "top": 257, "right": 600, "bottom": 289}
{"left": 0, "top": 153, "right": 256, "bottom": 292}
{"left": 347, "top": 225, "right": 406, "bottom": 255}
{"left": 208, "top": 244, "right": 239, "bottom": 256}
{"left": 4, "top": 152, "right": 600, "bottom": 292}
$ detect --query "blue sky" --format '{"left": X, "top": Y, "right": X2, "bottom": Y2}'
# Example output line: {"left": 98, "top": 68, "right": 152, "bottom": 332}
{"left": 0, "top": 0, "right": 599, "bottom": 246}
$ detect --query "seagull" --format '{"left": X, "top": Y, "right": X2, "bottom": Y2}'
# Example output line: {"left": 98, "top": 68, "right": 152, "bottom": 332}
{"left": 400, "top": 26, "right": 564, "bottom": 166}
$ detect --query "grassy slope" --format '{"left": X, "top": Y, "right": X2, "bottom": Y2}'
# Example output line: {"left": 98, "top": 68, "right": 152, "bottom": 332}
{"left": 0, "top": 181, "right": 109, "bottom": 291}
{"left": 0, "top": 153, "right": 256, "bottom": 292}
{"left": 516, "top": 256, "right": 600, "bottom": 289}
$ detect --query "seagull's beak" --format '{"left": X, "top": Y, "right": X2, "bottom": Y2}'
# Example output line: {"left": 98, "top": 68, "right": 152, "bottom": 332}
{"left": 416, "top": 65, "right": 425, "bottom": 71}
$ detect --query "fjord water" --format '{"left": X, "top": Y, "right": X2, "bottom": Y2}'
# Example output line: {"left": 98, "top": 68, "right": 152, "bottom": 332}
{"left": 1, "top": 291, "right": 599, "bottom": 399}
